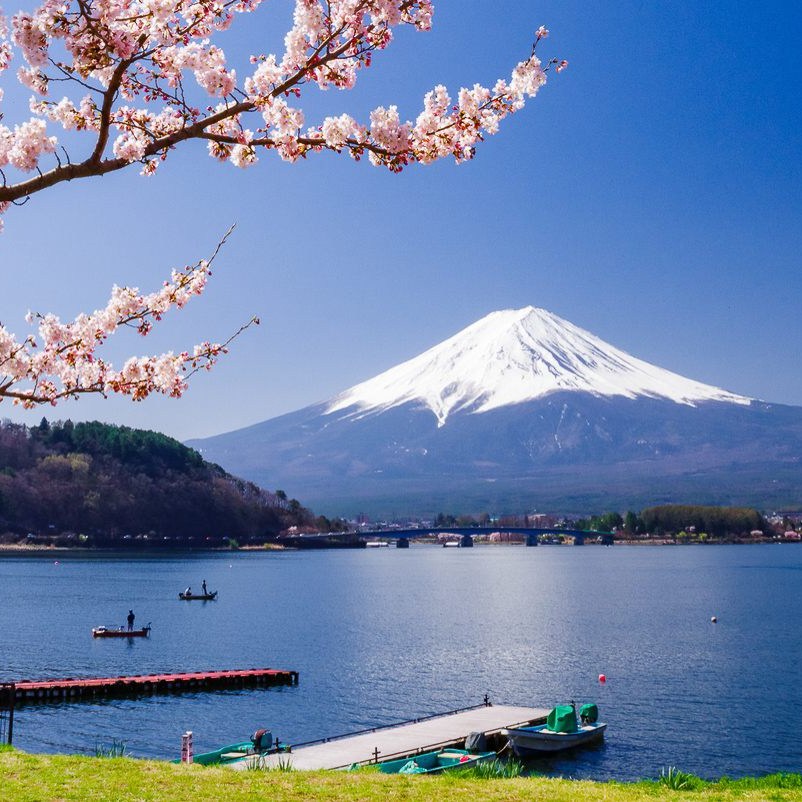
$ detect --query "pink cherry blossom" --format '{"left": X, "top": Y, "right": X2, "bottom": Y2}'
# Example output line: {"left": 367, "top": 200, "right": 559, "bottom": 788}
{"left": 0, "top": 1, "right": 561, "bottom": 406}
{"left": 0, "top": 230, "right": 258, "bottom": 407}
{"left": 0, "top": 0, "right": 559, "bottom": 213}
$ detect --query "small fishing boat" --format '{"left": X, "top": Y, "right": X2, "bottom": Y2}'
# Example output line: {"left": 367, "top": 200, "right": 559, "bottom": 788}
{"left": 183, "top": 729, "right": 274, "bottom": 765}
{"left": 502, "top": 703, "right": 606, "bottom": 756}
{"left": 178, "top": 591, "right": 218, "bottom": 600}
{"left": 374, "top": 748, "right": 496, "bottom": 774}
{"left": 92, "top": 624, "right": 151, "bottom": 638}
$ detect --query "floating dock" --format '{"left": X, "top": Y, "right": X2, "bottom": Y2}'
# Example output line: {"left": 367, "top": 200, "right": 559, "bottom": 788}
{"left": 4, "top": 668, "right": 298, "bottom": 704}
{"left": 233, "top": 703, "right": 549, "bottom": 770}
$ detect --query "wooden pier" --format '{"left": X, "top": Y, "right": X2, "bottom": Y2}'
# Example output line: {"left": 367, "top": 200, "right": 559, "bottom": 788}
{"left": 233, "top": 703, "right": 549, "bottom": 771}
{"left": 3, "top": 668, "right": 298, "bottom": 705}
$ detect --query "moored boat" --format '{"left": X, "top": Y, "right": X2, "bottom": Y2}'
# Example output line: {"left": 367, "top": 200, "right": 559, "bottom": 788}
{"left": 92, "top": 624, "right": 151, "bottom": 638}
{"left": 502, "top": 703, "right": 606, "bottom": 756}
{"left": 178, "top": 591, "right": 218, "bottom": 600}
{"left": 374, "top": 748, "right": 496, "bottom": 774}
{"left": 183, "top": 729, "right": 274, "bottom": 765}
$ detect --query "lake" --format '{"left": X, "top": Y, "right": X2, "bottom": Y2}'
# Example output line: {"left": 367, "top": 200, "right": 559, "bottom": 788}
{"left": 1, "top": 543, "right": 800, "bottom": 780}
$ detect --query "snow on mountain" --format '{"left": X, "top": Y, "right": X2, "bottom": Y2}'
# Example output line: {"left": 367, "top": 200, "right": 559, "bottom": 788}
{"left": 326, "top": 306, "right": 752, "bottom": 427}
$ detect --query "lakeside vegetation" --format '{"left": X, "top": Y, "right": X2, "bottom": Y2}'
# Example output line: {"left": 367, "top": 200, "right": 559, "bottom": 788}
{"left": 427, "top": 504, "right": 794, "bottom": 545}
{"left": 0, "top": 419, "right": 335, "bottom": 547}
{"left": 1, "top": 749, "right": 801, "bottom": 801}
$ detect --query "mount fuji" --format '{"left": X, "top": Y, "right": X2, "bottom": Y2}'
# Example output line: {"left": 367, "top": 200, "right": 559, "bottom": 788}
{"left": 188, "top": 307, "right": 802, "bottom": 516}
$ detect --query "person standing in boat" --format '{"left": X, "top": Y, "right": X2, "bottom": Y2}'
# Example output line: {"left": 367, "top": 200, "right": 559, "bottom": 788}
{"left": 201, "top": 580, "right": 208, "bottom": 596}
{"left": 127, "top": 610, "right": 135, "bottom": 631}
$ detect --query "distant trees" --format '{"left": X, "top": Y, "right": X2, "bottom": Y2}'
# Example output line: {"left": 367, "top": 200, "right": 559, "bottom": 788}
{"left": 639, "top": 505, "right": 765, "bottom": 538}
{"left": 427, "top": 504, "right": 768, "bottom": 541}
{"left": 315, "top": 515, "right": 350, "bottom": 533}
{"left": 0, "top": 418, "right": 318, "bottom": 543}
{"left": 31, "top": 418, "right": 205, "bottom": 474}
{"left": 592, "top": 512, "right": 623, "bottom": 532}
{"left": 572, "top": 512, "right": 622, "bottom": 532}
{"left": 623, "top": 510, "right": 644, "bottom": 536}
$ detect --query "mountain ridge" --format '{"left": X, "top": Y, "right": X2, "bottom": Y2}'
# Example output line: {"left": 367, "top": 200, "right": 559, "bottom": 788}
{"left": 188, "top": 308, "right": 802, "bottom": 516}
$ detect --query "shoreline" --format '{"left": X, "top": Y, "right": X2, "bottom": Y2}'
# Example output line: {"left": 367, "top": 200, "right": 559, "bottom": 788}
{"left": 0, "top": 539, "right": 796, "bottom": 555}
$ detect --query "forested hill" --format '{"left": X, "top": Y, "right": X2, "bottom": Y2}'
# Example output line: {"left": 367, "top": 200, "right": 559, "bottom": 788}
{"left": 0, "top": 419, "right": 316, "bottom": 547}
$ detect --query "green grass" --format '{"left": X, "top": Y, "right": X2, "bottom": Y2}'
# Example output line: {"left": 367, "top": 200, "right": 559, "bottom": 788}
{"left": 245, "top": 753, "right": 295, "bottom": 772}
{"left": 94, "top": 739, "right": 128, "bottom": 758}
{"left": 655, "top": 766, "right": 704, "bottom": 790}
{"left": 462, "top": 757, "right": 526, "bottom": 778}
{"left": 2, "top": 749, "right": 802, "bottom": 802}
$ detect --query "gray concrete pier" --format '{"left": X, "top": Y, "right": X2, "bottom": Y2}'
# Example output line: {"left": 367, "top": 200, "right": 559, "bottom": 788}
{"left": 233, "top": 704, "right": 549, "bottom": 771}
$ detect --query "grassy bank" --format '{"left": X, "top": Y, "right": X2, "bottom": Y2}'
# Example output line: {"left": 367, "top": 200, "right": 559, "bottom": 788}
{"left": 1, "top": 749, "right": 802, "bottom": 802}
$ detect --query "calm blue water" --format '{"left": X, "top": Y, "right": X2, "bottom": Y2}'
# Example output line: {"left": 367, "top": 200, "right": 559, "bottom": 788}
{"left": 1, "top": 544, "right": 800, "bottom": 780}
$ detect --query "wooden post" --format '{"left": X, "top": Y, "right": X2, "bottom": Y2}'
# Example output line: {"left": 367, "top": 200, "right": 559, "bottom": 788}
{"left": 181, "top": 731, "right": 193, "bottom": 763}
{"left": 0, "top": 683, "right": 15, "bottom": 745}
{"left": 8, "top": 687, "right": 14, "bottom": 745}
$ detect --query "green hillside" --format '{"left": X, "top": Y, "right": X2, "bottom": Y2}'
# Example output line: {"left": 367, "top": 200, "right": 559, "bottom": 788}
{"left": 0, "top": 419, "right": 313, "bottom": 547}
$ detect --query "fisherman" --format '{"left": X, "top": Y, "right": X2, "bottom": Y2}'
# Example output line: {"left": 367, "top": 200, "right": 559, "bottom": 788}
{"left": 185, "top": 586, "right": 191, "bottom": 596}
{"left": 201, "top": 580, "right": 208, "bottom": 595}
{"left": 127, "top": 610, "right": 135, "bottom": 631}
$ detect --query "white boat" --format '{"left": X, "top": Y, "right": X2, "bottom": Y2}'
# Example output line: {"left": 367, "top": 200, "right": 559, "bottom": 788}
{"left": 502, "top": 703, "right": 606, "bottom": 756}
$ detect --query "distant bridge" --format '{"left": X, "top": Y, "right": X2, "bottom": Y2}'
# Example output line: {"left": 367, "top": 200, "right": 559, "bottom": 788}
{"left": 278, "top": 527, "right": 614, "bottom": 549}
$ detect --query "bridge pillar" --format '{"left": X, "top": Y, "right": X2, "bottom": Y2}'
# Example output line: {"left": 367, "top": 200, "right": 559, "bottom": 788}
{"left": 396, "top": 537, "right": 409, "bottom": 549}
{"left": 460, "top": 534, "right": 474, "bottom": 548}
{"left": 526, "top": 534, "right": 539, "bottom": 547}
{"left": 574, "top": 534, "right": 585, "bottom": 546}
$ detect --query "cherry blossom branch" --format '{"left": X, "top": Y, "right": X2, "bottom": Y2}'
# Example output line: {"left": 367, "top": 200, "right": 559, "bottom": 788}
{"left": 0, "top": 227, "right": 258, "bottom": 406}
{"left": 0, "top": 3, "right": 563, "bottom": 406}
{"left": 0, "top": 1, "right": 563, "bottom": 222}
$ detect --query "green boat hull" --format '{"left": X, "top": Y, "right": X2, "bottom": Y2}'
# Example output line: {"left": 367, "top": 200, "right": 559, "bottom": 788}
{"left": 375, "top": 748, "right": 495, "bottom": 774}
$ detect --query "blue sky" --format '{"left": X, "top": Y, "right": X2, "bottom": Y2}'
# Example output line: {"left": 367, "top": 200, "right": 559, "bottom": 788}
{"left": 1, "top": 0, "right": 800, "bottom": 441}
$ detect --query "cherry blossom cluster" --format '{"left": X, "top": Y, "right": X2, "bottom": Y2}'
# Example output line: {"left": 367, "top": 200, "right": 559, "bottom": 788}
{"left": 0, "top": 0, "right": 562, "bottom": 220}
{"left": 0, "top": 235, "right": 257, "bottom": 406}
{"left": 0, "top": 2, "right": 561, "bottom": 405}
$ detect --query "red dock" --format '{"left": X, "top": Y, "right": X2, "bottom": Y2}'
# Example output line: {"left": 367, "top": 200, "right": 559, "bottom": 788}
{"left": 3, "top": 668, "right": 298, "bottom": 704}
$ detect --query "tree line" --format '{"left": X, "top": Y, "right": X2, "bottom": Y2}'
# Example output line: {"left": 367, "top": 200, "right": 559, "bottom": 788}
{"left": 573, "top": 506, "right": 765, "bottom": 538}
{"left": 431, "top": 505, "right": 768, "bottom": 538}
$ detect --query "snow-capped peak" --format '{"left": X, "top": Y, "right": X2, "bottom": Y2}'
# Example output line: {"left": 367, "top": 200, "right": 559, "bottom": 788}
{"left": 326, "top": 306, "right": 752, "bottom": 427}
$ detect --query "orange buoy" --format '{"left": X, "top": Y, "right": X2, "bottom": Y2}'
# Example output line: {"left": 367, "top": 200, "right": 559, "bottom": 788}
{"left": 598, "top": 673, "right": 606, "bottom": 683}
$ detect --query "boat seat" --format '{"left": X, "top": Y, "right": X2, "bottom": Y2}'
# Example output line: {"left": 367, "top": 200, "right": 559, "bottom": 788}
{"left": 221, "top": 751, "right": 249, "bottom": 759}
